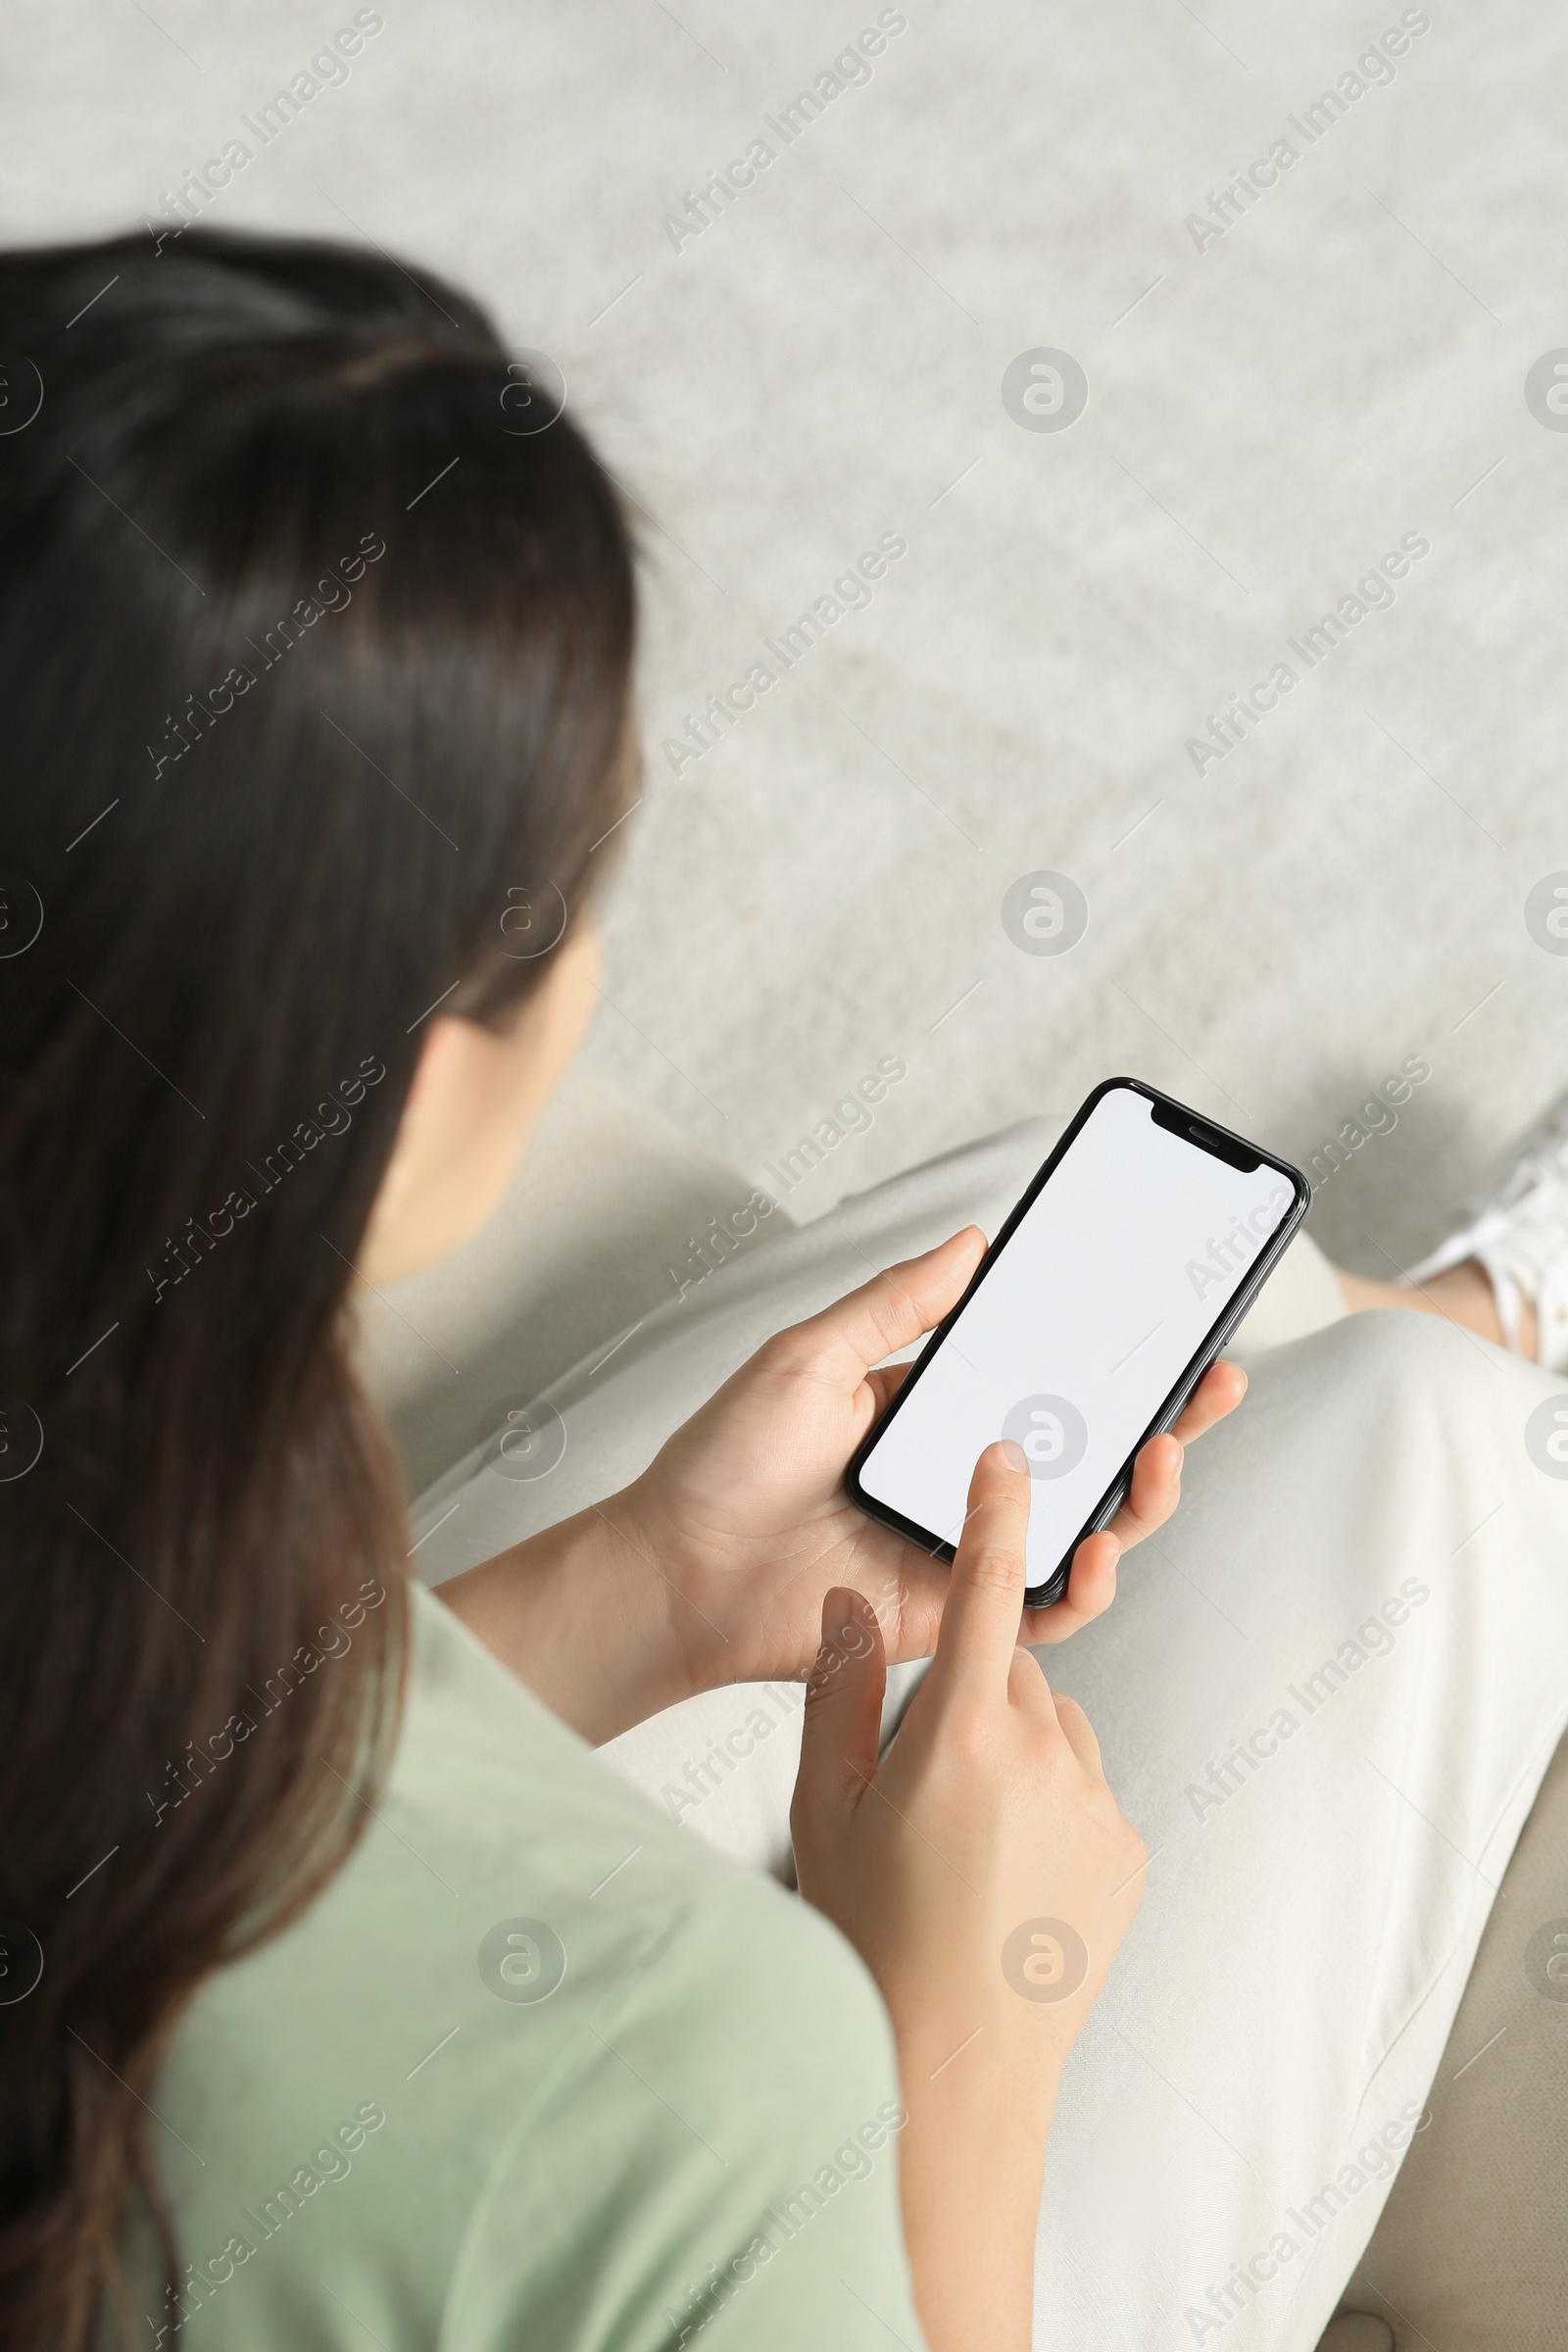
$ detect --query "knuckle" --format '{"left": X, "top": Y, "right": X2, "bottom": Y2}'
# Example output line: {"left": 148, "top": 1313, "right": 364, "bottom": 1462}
{"left": 960, "top": 1542, "right": 1022, "bottom": 1596}
{"left": 761, "top": 1327, "right": 814, "bottom": 1379}
{"left": 1006, "top": 1647, "right": 1043, "bottom": 1698}
{"left": 934, "top": 1696, "right": 994, "bottom": 1771}
{"left": 1117, "top": 1825, "right": 1150, "bottom": 1892}
{"left": 861, "top": 1273, "right": 915, "bottom": 1357}
{"left": 789, "top": 1793, "right": 824, "bottom": 1853}
{"left": 1018, "top": 1693, "right": 1068, "bottom": 1753}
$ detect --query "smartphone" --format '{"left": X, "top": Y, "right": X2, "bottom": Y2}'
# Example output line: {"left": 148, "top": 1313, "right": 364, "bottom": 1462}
{"left": 846, "top": 1077, "right": 1310, "bottom": 1606}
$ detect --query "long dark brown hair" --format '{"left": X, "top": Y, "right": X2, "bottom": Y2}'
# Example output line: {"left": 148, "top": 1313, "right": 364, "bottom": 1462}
{"left": 0, "top": 227, "right": 634, "bottom": 2347}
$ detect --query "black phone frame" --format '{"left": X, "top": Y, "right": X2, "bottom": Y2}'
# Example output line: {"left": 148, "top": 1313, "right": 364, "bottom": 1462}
{"left": 843, "top": 1075, "right": 1312, "bottom": 1607}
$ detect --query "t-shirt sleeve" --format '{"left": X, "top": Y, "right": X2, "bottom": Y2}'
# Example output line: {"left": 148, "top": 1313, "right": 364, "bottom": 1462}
{"left": 442, "top": 1869, "right": 928, "bottom": 2350}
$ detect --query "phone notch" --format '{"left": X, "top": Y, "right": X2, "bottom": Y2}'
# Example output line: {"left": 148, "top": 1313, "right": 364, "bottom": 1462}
{"left": 1149, "top": 1096, "right": 1259, "bottom": 1174}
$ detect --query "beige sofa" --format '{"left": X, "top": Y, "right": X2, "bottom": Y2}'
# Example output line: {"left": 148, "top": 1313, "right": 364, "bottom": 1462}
{"left": 356, "top": 1071, "right": 1568, "bottom": 2351}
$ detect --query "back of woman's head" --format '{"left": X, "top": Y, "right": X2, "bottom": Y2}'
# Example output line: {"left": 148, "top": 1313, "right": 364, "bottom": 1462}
{"left": 0, "top": 226, "right": 635, "bottom": 2346}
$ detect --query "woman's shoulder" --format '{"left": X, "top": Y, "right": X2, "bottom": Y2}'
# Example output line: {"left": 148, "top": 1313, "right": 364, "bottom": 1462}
{"left": 147, "top": 1583, "right": 920, "bottom": 2349}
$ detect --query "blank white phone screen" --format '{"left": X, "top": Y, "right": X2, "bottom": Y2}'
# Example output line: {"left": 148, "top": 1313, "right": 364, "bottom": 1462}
{"left": 856, "top": 1087, "right": 1295, "bottom": 1590}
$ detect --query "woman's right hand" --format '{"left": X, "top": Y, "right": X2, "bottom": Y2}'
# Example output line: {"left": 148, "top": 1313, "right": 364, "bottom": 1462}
{"left": 791, "top": 1440, "right": 1148, "bottom": 2352}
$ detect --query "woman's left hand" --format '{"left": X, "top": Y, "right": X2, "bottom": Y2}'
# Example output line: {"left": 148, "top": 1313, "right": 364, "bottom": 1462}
{"left": 613, "top": 1227, "right": 1247, "bottom": 1697}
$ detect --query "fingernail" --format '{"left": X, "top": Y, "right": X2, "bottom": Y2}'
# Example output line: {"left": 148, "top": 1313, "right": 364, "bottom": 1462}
{"left": 999, "top": 1439, "right": 1028, "bottom": 1473}
{"left": 1104, "top": 1535, "right": 1121, "bottom": 1565}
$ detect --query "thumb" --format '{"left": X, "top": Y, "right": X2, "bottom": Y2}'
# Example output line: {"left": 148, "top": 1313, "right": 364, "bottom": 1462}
{"left": 792, "top": 1589, "right": 887, "bottom": 1831}
{"left": 773, "top": 1228, "right": 986, "bottom": 1390}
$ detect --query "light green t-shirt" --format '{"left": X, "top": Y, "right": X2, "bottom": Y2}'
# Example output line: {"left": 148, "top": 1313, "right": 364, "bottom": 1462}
{"left": 136, "top": 1583, "right": 926, "bottom": 2350}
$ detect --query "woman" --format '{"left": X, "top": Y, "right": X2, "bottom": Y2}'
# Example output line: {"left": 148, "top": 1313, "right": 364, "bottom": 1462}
{"left": 1, "top": 230, "right": 1564, "bottom": 2352}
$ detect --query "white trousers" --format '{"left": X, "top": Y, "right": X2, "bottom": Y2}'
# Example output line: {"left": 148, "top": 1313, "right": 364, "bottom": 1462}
{"left": 411, "top": 1117, "right": 1568, "bottom": 2352}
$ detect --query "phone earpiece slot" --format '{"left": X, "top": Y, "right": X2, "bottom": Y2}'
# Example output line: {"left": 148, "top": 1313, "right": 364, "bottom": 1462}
{"left": 1150, "top": 1096, "right": 1259, "bottom": 1172}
